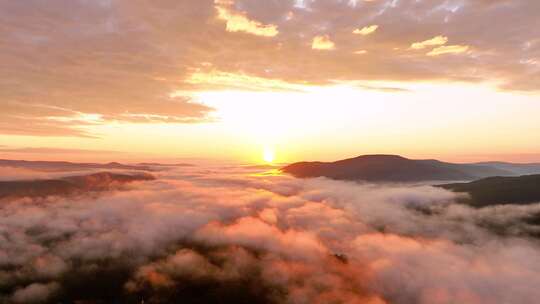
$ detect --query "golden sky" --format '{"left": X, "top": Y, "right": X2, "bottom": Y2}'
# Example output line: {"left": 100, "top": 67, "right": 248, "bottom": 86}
{"left": 1, "top": 0, "right": 539, "bottom": 163}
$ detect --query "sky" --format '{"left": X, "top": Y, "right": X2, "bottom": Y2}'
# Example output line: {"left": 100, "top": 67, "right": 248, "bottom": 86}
{"left": 1, "top": 0, "right": 539, "bottom": 164}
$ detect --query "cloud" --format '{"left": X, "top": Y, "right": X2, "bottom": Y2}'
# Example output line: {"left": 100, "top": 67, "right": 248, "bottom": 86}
{"left": 312, "top": 35, "right": 336, "bottom": 50}
{"left": 184, "top": 69, "right": 304, "bottom": 92}
{"left": 427, "top": 45, "right": 470, "bottom": 56}
{"left": 215, "top": 2, "right": 279, "bottom": 37}
{"left": 1, "top": 0, "right": 539, "bottom": 135}
{"left": 0, "top": 147, "right": 123, "bottom": 155}
{"left": 11, "top": 283, "right": 60, "bottom": 304}
{"left": 411, "top": 35, "right": 449, "bottom": 50}
{"left": 0, "top": 0, "right": 216, "bottom": 137}
{"left": 353, "top": 25, "right": 379, "bottom": 35}
{"left": 1, "top": 164, "right": 540, "bottom": 303}
{"left": 356, "top": 84, "right": 411, "bottom": 92}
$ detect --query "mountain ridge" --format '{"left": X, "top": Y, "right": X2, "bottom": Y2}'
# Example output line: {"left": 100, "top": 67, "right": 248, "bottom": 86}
{"left": 439, "top": 174, "right": 540, "bottom": 207}
{"left": 0, "top": 172, "right": 155, "bottom": 200}
{"left": 0, "top": 159, "right": 157, "bottom": 172}
{"left": 282, "top": 154, "right": 536, "bottom": 182}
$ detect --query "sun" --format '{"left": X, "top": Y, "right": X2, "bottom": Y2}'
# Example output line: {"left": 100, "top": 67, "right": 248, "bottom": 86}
{"left": 263, "top": 146, "right": 275, "bottom": 163}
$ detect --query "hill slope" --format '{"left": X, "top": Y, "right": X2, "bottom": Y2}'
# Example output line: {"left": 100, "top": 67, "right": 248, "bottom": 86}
{"left": 439, "top": 174, "right": 540, "bottom": 207}
{"left": 0, "top": 159, "right": 156, "bottom": 172}
{"left": 0, "top": 172, "right": 155, "bottom": 200}
{"left": 282, "top": 155, "right": 513, "bottom": 182}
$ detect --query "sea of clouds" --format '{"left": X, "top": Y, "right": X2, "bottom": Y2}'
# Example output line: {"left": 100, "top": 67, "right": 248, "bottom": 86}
{"left": 1, "top": 164, "right": 540, "bottom": 303}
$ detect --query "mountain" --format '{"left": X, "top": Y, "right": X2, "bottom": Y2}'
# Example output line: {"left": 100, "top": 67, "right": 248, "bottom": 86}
{"left": 439, "top": 174, "right": 540, "bottom": 207}
{"left": 0, "top": 159, "right": 156, "bottom": 172}
{"left": 473, "top": 161, "right": 540, "bottom": 175}
{"left": 0, "top": 172, "right": 155, "bottom": 200}
{"left": 137, "top": 162, "right": 194, "bottom": 167}
{"left": 282, "top": 155, "right": 515, "bottom": 182}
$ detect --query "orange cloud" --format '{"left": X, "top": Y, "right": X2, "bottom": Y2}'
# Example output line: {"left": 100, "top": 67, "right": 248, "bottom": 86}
{"left": 1, "top": 0, "right": 538, "bottom": 141}
{"left": 427, "top": 45, "right": 470, "bottom": 56}
{"left": 215, "top": 3, "right": 278, "bottom": 37}
{"left": 185, "top": 70, "right": 304, "bottom": 92}
{"left": 312, "top": 35, "right": 336, "bottom": 50}
{"left": 353, "top": 25, "right": 379, "bottom": 36}
{"left": 411, "top": 35, "right": 448, "bottom": 49}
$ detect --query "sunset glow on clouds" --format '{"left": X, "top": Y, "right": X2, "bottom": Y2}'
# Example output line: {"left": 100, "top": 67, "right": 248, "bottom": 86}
{"left": 215, "top": 1, "right": 279, "bottom": 37}
{"left": 2, "top": 2, "right": 540, "bottom": 302}
{"left": 410, "top": 35, "right": 470, "bottom": 57}
{"left": 311, "top": 35, "right": 336, "bottom": 50}
{"left": 185, "top": 70, "right": 305, "bottom": 92}
{"left": 2, "top": 164, "right": 540, "bottom": 303}
{"left": 410, "top": 36, "right": 449, "bottom": 50}
{"left": 0, "top": 0, "right": 539, "bottom": 162}
{"left": 353, "top": 25, "right": 379, "bottom": 35}
{"left": 427, "top": 45, "right": 470, "bottom": 56}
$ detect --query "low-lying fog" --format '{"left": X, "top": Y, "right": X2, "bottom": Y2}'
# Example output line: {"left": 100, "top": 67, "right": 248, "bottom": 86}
{"left": 1, "top": 164, "right": 540, "bottom": 304}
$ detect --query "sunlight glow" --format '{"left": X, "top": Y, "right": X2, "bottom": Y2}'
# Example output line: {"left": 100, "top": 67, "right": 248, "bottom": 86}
{"left": 178, "top": 81, "right": 540, "bottom": 164}
{"left": 263, "top": 146, "right": 275, "bottom": 163}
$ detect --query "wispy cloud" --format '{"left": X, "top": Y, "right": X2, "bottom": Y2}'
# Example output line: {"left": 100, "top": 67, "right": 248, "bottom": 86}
{"left": 411, "top": 35, "right": 449, "bottom": 50}
{"left": 0, "top": 147, "right": 123, "bottom": 155}
{"left": 427, "top": 45, "right": 470, "bottom": 56}
{"left": 185, "top": 70, "right": 306, "bottom": 92}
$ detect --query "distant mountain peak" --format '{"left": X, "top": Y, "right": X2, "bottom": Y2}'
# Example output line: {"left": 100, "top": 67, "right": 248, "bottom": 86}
{"left": 342, "top": 154, "right": 409, "bottom": 161}
{"left": 282, "top": 154, "right": 529, "bottom": 182}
